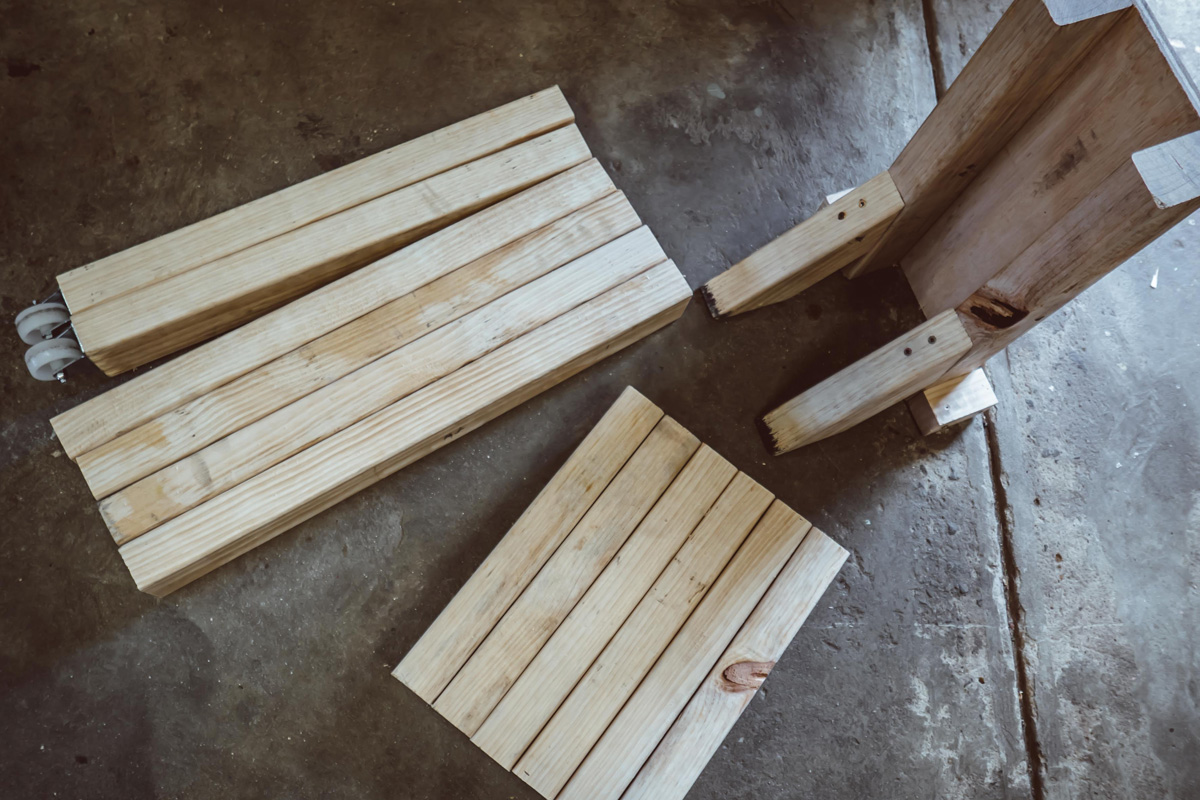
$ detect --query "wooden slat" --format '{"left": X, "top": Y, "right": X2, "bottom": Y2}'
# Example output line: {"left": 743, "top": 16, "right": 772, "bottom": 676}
{"left": 620, "top": 527, "right": 847, "bottom": 800}
{"left": 98, "top": 228, "right": 667, "bottom": 543}
{"left": 555, "top": 501, "right": 811, "bottom": 800}
{"left": 514, "top": 473, "right": 775, "bottom": 799}
{"left": 76, "top": 193, "right": 640, "bottom": 500}
{"left": 847, "top": 0, "right": 1122, "bottom": 277}
{"left": 117, "top": 262, "right": 692, "bottom": 596}
{"left": 56, "top": 87, "right": 574, "bottom": 314}
{"left": 700, "top": 172, "right": 902, "bottom": 318}
{"left": 1133, "top": 131, "right": 1200, "bottom": 208}
{"left": 472, "top": 446, "right": 738, "bottom": 769}
{"left": 393, "top": 387, "right": 663, "bottom": 704}
{"left": 906, "top": 368, "right": 998, "bottom": 435}
{"left": 51, "top": 160, "right": 616, "bottom": 460}
{"left": 762, "top": 310, "right": 972, "bottom": 455}
{"left": 432, "top": 417, "right": 701, "bottom": 735}
{"left": 72, "top": 125, "right": 594, "bottom": 375}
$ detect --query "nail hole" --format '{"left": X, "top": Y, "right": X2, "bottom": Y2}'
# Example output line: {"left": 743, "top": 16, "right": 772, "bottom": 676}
{"left": 928, "top": 335, "right": 937, "bottom": 344}
{"left": 837, "top": 211, "right": 846, "bottom": 220}
{"left": 903, "top": 347, "right": 913, "bottom": 356}
{"left": 858, "top": 199, "right": 866, "bottom": 208}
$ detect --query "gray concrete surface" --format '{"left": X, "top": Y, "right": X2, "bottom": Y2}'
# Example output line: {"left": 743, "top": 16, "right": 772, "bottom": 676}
{"left": 0, "top": 1, "right": 1194, "bottom": 798}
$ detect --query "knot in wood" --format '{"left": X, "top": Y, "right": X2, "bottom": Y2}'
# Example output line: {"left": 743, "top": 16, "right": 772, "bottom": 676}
{"left": 721, "top": 660, "right": 775, "bottom": 692}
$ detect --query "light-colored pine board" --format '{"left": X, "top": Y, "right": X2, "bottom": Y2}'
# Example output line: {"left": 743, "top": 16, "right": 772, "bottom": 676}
{"left": 76, "top": 193, "right": 640, "bottom": 500}
{"left": 906, "top": 367, "right": 998, "bottom": 435}
{"left": 72, "top": 126, "right": 594, "bottom": 375}
{"left": 393, "top": 387, "right": 664, "bottom": 704}
{"left": 117, "top": 262, "right": 692, "bottom": 597}
{"left": 472, "top": 446, "right": 738, "bottom": 769}
{"left": 555, "top": 500, "right": 811, "bottom": 800}
{"left": 98, "top": 228, "right": 667, "bottom": 543}
{"left": 847, "top": 0, "right": 1122, "bottom": 277}
{"left": 432, "top": 416, "right": 701, "bottom": 736}
{"left": 1043, "top": 0, "right": 1132, "bottom": 24}
{"left": 514, "top": 473, "right": 774, "bottom": 799}
{"left": 1132, "top": 130, "right": 1200, "bottom": 208}
{"left": 622, "top": 527, "right": 847, "bottom": 800}
{"left": 700, "top": 171, "right": 902, "bottom": 318}
{"left": 762, "top": 310, "right": 972, "bottom": 454}
{"left": 56, "top": 87, "right": 574, "bottom": 314}
{"left": 51, "top": 160, "right": 616, "bottom": 461}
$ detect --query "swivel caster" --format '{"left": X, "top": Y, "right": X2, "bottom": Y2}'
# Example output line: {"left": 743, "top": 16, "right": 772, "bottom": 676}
{"left": 15, "top": 302, "right": 71, "bottom": 345}
{"left": 24, "top": 337, "right": 84, "bottom": 382}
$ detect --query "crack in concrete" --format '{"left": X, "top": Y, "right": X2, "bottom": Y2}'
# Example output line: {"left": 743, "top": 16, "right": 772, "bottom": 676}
{"left": 984, "top": 407, "right": 1046, "bottom": 800}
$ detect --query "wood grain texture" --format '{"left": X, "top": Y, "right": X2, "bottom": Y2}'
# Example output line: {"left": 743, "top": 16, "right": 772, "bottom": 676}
{"left": 116, "top": 262, "right": 691, "bottom": 596}
{"left": 99, "top": 228, "right": 667, "bottom": 543}
{"left": 700, "top": 171, "right": 902, "bottom": 317}
{"left": 51, "top": 160, "right": 615, "bottom": 461}
{"left": 762, "top": 310, "right": 972, "bottom": 454}
{"left": 555, "top": 500, "right": 811, "bottom": 800}
{"left": 847, "top": 0, "right": 1122, "bottom": 277}
{"left": 433, "top": 416, "right": 700, "bottom": 736}
{"left": 472, "top": 446, "right": 738, "bottom": 769}
{"left": 1133, "top": 130, "right": 1200, "bottom": 207}
{"left": 76, "top": 193, "right": 640, "bottom": 500}
{"left": 621, "top": 527, "right": 847, "bottom": 800}
{"left": 72, "top": 126, "right": 593, "bottom": 375}
{"left": 514, "top": 472, "right": 774, "bottom": 799}
{"left": 906, "top": 368, "right": 998, "bottom": 435}
{"left": 393, "top": 386, "right": 662, "bottom": 703}
{"left": 55, "top": 87, "right": 573, "bottom": 314}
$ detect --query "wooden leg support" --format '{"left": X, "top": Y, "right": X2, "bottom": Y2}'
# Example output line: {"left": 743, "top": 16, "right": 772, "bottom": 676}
{"left": 762, "top": 310, "right": 972, "bottom": 454}
{"left": 906, "top": 367, "right": 997, "bottom": 436}
{"left": 700, "top": 171, "right": 904, "bottom": 318}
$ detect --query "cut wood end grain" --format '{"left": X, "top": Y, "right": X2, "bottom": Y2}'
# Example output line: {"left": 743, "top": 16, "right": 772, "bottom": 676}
{"left": 906, "top": 367, "right": 998, "bottom": 436}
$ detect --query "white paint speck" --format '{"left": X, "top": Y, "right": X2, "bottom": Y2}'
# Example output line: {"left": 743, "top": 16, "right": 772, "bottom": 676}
{"left": 707, "top": 83, "right": 726, "bottom": 99}
{"left": 1151, "top": 267, "right": 1159, "bottom": 289}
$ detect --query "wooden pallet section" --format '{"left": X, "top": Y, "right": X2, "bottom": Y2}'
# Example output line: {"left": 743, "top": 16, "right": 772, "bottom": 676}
{"left": 393, "top": 387, "right": 847, "bottom": 800}
{"left": 54, "top": 146, "right": 690, "bottom": 595}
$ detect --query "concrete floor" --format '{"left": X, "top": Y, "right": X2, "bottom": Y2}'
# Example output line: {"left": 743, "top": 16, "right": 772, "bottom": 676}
{"left": 1, "top": 0, "right": 1196, "bottom": 797}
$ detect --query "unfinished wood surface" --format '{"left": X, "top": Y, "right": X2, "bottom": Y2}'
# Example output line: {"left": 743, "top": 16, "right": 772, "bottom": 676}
{"left": 76, "top": 193, "right": 640, "bottom": 500}
{"left": 701, "top": 171, "right": 902, "bottom": 318}
{"left": 1133, "top": 131, "right": 1200, "bottom": 207}
{"left": 907, "top": 368, "right": 998, "bottom": 435}
{"left": 99, "top": 229, "right": 667, "bottom": 543}
{"left": 117, "top": 263, "right": 691, "bottom": 597}
{"left": 434, "top": 416, "right": 699, "bottom": 735}
{"left": 514, "top": 473, "right": 774, "bottom": 799}
{"left": 56, "top": 88, "right": 573, "bottom": 314}
{"left": 393, "top": 387, "right": 663, "bottom": 703}
{"left": 471, "top": 447, "right": 737, "bottom": 769}
{"left": 901, "top": 10, "right": 1199, "bottom": 317}
{"left": 1135, "top": 0, "right": 1200, "bottom": 116}
{"left": 1043, "top": 0, "right": 1132, "bottom": 24}
{"left": 72, "top": 126, "right": 593, "bottom": 375}
{"left": 556, "top": 501, "right": 811, "bottom": 800}
{"left": 847, "top": 0, "right": 1123, "bottom": 278}
{"left": 51, "top": 161, "right": 616, "bottom": 461}
{"left": 622, "top": 527, "right": 847, "bottom": 800}
{"left": 763, "top": 310, "right": 972, "bottom": 454}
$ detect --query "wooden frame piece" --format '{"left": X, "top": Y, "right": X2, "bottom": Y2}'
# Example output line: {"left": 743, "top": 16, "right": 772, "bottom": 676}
{"left": 906, "top": 368, "right": 998, "bottom": 436}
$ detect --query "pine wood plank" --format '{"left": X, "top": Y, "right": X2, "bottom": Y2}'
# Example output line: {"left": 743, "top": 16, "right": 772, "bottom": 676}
{"left": 432, "top": 416, "right": 701, "bottom": 736}
{"left": 555, "top": 500, "right": 811, "bottom": 800}
{"left": 117, "top": 263, "right": 692, "bottom": 596}
{"left": 99, "top": 228, "right": 667, "bottom": 543}
{"left": 72, "top": 126, "right": 594, "bottom": 375}
{"left": 393, "top": 387, "right": 663, "bottom": 704}
{"left": 76, "top": 192, "right": 639, "bottom": 500}
{"left": 762, "top": 310, "right": 972, "bottom": 455}
{"left": 514, "top": 472, "right": 774, "bottom": 799}
{"left": 56, "top": 87, "right": 573, "bottom": 314}
{"left": 847, "top": 0, "right": 1122, "bottom": 277}
{"left": 906, "top": 368, "right": 998, "bottom": 435}
{"left": 472, "top": 445, "right": 739, "bottom": 769}
{"left": 51, "top": 160, "right": 616, "bottom": 461}
{"left": 1133, "top": 131, "right": 1200, "bottom": 208}
{"left": 621, "top": 527, "right": 847, "bottom": 800}
{"left": 700, "top": 171, "right": 902, "bottom": 318}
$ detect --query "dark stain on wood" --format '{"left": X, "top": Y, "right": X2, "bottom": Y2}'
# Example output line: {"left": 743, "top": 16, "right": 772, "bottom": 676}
{"left": 1037, "top": 137, "right": 1088, "bottom": 192}
{"left": 963, "top": 289, "right": 1028, "bottom": 330}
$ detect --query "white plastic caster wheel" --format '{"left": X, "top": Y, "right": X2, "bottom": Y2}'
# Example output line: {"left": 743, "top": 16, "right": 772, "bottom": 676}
{"left": 24, "top": 337, "right": 83, "bottom": 382}
{"left": 15, "top": 302, "right": 70, "bottom": 345}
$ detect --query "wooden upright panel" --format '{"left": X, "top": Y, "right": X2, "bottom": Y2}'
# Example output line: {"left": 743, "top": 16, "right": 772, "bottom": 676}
{"left": 56, "top": 87, "right": 573, "bottom": 314}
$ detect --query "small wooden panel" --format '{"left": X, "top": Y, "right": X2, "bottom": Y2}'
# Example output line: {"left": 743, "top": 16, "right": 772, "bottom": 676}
{"left": 73, "top": 126, "right": 593, "bottom": 375}
{"left": 52, "top": 161, "right": 616, "bottom": 461}
{"left": 393, "top": 390, "right": 846, "bottom": 800}
{"left": 622, "top": 527, "right": 848, "bottom": 800}
{"left": 906, "top": 368, "right": 998, "bottom": 435}
{"left": 700, "top": 171, "right": 902, "bottom": 318}
{"left": 762, "top": 310, "right": 972, "bottom": 454}
{"left": 55, "top": 87, "right": 574, "bottom": 314}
